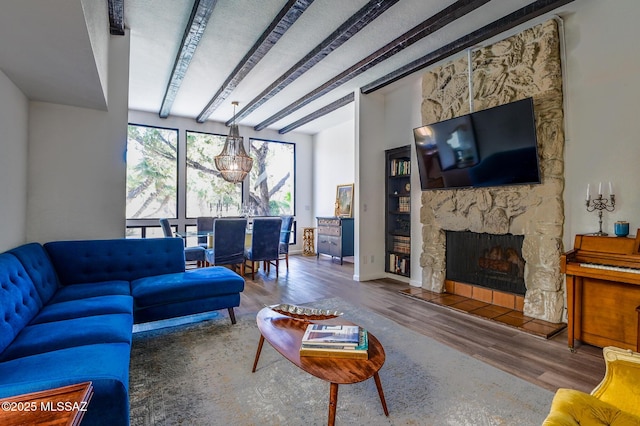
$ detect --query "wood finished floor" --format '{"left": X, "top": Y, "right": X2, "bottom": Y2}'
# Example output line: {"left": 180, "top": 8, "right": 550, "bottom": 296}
{"left": 233, "top": 254, "right": 605, "bottom": 394}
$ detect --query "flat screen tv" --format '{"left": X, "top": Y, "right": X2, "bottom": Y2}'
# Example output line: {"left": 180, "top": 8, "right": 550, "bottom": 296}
{"left": 413, "top": 97, "right": 541, "bottom": 190}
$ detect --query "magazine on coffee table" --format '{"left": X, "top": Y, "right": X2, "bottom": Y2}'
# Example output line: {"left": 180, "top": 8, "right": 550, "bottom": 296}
{"left": 302, "top": 324, "right": 361, "bottom": 346}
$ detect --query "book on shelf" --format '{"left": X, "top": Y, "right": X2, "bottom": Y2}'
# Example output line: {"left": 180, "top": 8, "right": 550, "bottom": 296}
{"left": 398, "top": 196, "right": 410, "bottom": 212}
{"left": 301, "top": 324, "right": 361, "bottom": 346}
{"left": 392, "top": 235, "right": 410, "bottom": 254}
{"left": 390, "top": 159, "right": 410, "bottom": 176}
{"left": 389, "top": 253, "right": 410, "bottom": 275}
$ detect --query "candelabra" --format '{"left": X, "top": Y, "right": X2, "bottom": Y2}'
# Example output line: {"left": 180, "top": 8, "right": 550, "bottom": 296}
{"left": 586, "top": 194, "right": 615, "bottom": 236}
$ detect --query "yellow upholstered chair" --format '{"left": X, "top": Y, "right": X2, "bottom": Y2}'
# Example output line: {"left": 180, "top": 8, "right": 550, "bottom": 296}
{"left": 543, "top": 346, "right": 640, "bottom": 425}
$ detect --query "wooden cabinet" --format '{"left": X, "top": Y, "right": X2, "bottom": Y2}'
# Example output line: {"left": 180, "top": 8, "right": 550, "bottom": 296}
{"left": 385, "top": 146, "right": 411, "bottom": 277}
{"left": 316, "top": 217, "right": 354, "bottom": 264}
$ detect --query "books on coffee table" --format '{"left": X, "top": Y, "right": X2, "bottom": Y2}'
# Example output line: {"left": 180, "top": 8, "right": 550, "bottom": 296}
{"left": 300, "top": 324, "right": 369, "bottom": 359}
{"left": 302, "top": 324, "right": 360, "bottom": 345}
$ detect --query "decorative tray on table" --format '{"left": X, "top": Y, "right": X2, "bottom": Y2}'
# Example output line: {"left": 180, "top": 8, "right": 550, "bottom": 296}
{"left": 266, "top": 303, "right": 343, "bottom": 320}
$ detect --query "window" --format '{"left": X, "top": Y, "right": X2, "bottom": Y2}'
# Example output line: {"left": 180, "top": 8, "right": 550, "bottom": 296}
{"left": 126, "top": 126, "right": 295, "bottom": 237}
{"left": 248, "top": 138, "right": 295, "bottom": 216}
{"left": 186, "top": 131, "right": 242, "bottom": 218}
{"left": 126, "top": 124, "right": 178, "bottom": 219}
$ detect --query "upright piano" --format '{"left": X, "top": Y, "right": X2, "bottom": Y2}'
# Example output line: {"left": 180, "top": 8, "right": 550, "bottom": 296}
{"left": 561, "top": 232, "right": 640, "bottom": 351}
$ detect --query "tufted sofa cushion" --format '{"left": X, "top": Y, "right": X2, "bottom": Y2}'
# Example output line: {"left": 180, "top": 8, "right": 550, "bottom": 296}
{"left": 0, "top": 254, "right": 42, "bottom": 354}
{"left": 31, "top": 295, "right": 133, "bottom": 324}
{"left": 44, "top": 238, "right": 186, "bottom": 285}
{"left": 50, "top": 280, "right": 131, "bottom": 303}
{"left": 0, "top": 313, "right": 133, "bottom": 362}
{"left": 8, "top": 243, "right": 60, "bottom": 304}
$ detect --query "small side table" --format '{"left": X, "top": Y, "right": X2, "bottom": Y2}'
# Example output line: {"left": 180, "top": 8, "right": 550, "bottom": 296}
{"left": 0, "top": 381, "right": 93, "bottom": 426}
{"left": 302, "top": 227, "right": 316, "bottom": 256}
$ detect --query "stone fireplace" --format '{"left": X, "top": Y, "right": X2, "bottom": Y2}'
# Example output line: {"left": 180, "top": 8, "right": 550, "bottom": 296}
{"left": 418, "top": 20, "right": 565, "bottom": 323}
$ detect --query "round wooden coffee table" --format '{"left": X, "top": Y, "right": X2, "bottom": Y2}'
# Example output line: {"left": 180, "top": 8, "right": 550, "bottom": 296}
{"left": 252, "top": 307, "right": 388, "bottom": 425}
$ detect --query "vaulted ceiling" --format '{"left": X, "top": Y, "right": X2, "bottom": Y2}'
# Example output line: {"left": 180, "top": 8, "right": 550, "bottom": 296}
{"left": 0, "top": 0, "right": 574, "bottom": 135}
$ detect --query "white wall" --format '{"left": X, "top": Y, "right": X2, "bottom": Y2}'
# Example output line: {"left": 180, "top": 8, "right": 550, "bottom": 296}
{"left": 128, "top": 110, "right": 314, "bottom": 254}
{"left": 81, "top": 0, "right": 110, "bottom": 102}
{"left": 26, "top": 32, "right": 131, "bottom": 243}
{"left": 355, "top": 91, "right": 387, "bottom": 281}
{"left": 0, "top": 70, "right": 29, "bottom": 251}
{"left": 561, "top": 0, "right": 640, "bottom": 247}
{"left": 312, "top": 112, "right": 355, "bottom": 218}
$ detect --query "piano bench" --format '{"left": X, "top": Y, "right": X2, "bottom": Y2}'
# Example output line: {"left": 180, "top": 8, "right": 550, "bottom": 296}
{"left": 542, "top": 346, "right": 640, "bottom": 425}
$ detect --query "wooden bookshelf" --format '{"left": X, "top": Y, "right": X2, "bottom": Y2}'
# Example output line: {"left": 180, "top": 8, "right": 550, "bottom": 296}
{"left": 385, "top": 146, "right": 411, "bottom": 277}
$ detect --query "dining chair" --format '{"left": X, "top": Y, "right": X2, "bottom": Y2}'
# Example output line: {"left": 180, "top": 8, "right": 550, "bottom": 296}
{"left": 244, "top": 217, "right": 282, "bottom": 280}
{"left": 159, "top": 217, "right": 173, "bottom": 238}
{"left": 278, "top": 216, "right": 294, "bottom": 269}
{"left": 196, "top": 216, "right": 214, "bottom": 248}
{"left": 205, "top": 218, "right": 247, "bottom": 274}
{"left": 159, "top": 218, "right": 206, "bottom": 267}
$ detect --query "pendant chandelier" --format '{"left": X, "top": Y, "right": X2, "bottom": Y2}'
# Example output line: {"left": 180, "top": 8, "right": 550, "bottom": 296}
{"left": 214, "top": 101, "right": 253, "bottom": 183}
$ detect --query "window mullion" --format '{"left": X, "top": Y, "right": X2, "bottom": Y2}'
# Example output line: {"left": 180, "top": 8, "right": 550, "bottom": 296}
{"left": 177, "top": 128, "right": 188, "bottom": 234}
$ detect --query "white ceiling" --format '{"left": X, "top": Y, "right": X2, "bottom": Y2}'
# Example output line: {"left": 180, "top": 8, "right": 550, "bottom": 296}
{"left": 0, "top": 0, "right": 108, "bottom": 110}
{"left": 1, "top": 0, "right": 567, "bottom": 135}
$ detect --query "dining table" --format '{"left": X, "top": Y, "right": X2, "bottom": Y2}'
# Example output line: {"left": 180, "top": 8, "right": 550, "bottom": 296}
{"left": 175, "top": 227, "right": 291, "bottom": 249}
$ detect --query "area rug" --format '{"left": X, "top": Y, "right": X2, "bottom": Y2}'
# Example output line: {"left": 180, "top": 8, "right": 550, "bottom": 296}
{"left": 129, "top": 298, "right": 553, "bottom": 425}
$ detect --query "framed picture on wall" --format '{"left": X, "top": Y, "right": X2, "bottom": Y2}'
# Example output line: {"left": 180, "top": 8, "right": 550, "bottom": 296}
{"left": 335, "top": 183, "right": 354, "bottom": 218}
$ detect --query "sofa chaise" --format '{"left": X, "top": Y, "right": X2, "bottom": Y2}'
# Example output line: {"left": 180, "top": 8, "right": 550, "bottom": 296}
{"left": 0, "top": 237, "right": 245, "bottom": 425}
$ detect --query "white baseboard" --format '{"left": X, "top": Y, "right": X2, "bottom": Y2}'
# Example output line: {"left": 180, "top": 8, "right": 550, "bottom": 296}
{"left": 410, "top": 278, "right": 422, "bottom": 287}
{"left": 353, "top": 272, "right": 386, "bottom": 282}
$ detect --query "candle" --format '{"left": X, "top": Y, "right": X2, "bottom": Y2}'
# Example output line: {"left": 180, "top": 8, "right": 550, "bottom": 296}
{"left": 609, "top": 181, "right": 613, "bottom": 195}
{"left": 598, "top": 182, "right": 602, "bottom": 195}
{"left": 586, "top": 184, "right": 590, "bottom": 201}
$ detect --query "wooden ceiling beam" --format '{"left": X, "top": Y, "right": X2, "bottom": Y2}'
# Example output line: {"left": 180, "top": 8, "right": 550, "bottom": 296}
{"left": 278, "top": 92, "right": 354, "bottom": 134}
{"left": 159, "top": 0, "right": 218, "bottom": 118}
{"left": 361, "top": 0, "right": 575, "bottom": 94}
{"left": 230, "top": 0, "right": 399, "bottom": 127}
{"left": 108, "top": 0, "right": 125, "bottom": 35}
{"left": 253, "top": 0, "right": 490, "bottom": 131}
{"left": 196, "top": 0, "right": 314, "bottom": 123}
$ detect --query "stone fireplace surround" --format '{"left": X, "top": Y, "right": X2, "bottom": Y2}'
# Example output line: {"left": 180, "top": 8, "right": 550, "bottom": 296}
{"left": 418, "top": 20, "right": 565, "bottom": 323}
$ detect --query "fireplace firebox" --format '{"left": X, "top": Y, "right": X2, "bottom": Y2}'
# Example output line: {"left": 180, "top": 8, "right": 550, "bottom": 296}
{"left": 446, "top": 231, "right": 526, "bottom": 295}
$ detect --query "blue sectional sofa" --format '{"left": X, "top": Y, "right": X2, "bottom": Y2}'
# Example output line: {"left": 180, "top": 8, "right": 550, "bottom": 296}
{"left": 0, "top": 238, "right": 245, "bottom": 425}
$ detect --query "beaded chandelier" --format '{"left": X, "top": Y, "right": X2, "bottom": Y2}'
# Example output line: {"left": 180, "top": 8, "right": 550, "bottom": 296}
{"left": 214, "top": 101, "right": 253, "bottom": 183}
